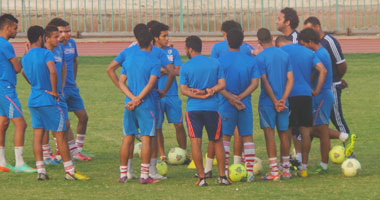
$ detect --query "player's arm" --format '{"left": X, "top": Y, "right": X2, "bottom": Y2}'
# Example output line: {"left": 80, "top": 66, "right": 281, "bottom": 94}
{"left": 9, "top": 57, "right": 22, "bottom": 73}
{"left": 61, "top": 62, "right": 67, "bottom": 95}
{"left": 281, "top": 71, "right": 294, "bottom": 102}
{"left": 337, "top": 61, "right": 348, "bottom": 88}
{"left": 219, "top": 89, "right": 246, "bottom": 110}
{"left": 237, "top": 78, "right": 259, "bottom": 100}
{"left": 106, "top": 60, "right": 121, "bottom": 88}
{"left": 73, "top": 57, "right": 78, "bottom": 80}
{"left": 21, "top": 70, "right": 30, "bottom": 85}
{"left": 119, "top": 74, "right": 136, "bottom": 99}
{"left": 180, "top": 85, "right": 211, "bottom": 99}
{"left": 261, "top": 74, "right": 279, "bottom": 104}
{"left": 312, "top": 62, "right": 327, "bottom": 96}
{"left": 207, "top": 78, "right": 226, "bottom": 96}
{"left": 46, "top": 61, "right": 59, "bottom": 99}
{"left": 158, "top": 63, "right": 176, "bottom": 98}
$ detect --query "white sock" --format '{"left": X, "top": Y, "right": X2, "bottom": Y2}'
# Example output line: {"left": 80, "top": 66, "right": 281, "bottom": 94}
{"left": 204, "top": 157, "right": 213, "bottom": 173}
{"left": 76, "top": 134, "right": 86, "bottom": 152}
{"left": 68, "top": 140, "right": 79, "bottom": 157}
{"left": 63, "top": 160, "right": 75, "bottom": 175}
{"left": 149, "top": 158, "right": 157, "bottom": 174}
{"left": 233, "top": 155, "right": 242, "bottom": 164}
{"left": 120, "top": 166, "right": 127, "bottom": 178}
{"left": 296, "top": 153, "right": 302, "bottom": 163}
{"left": 223, "top": 141, "right": 230, "bottom": 175}
{"left": 301, "top": 163, "right": 308, "bottom": 171}
{"left": 14, "top": 146, "right": 25, "bottom": 167}
{"left": 0, "top": 146, "right": 6, "bottom": 166}
{"left": 127, "top": 159, "right": 133, "bottom": 173}
{"left": 140, "top": 163, "right": 150, "bottom": 179}
{"left": 320, "top": 162, "right": 328, "bottom": 170}
{"left": 36, "top": 161, "right": 46, "bottom": 174}
{"left": 339, "top": 132, "right": 349, "bottom": 142}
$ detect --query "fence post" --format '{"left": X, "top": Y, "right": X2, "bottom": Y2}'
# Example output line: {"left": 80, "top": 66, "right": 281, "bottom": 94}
{"left": 180, "top": 0, "right": 184, "bottom": 32}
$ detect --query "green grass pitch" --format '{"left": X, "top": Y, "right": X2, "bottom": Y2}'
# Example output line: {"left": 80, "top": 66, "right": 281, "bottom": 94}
{"left": 1, "top": 54, "right": 380, "bottom": 199}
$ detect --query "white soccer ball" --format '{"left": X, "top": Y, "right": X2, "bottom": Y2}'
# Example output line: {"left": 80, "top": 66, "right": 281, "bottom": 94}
{"left": 168, "top": 147, "right": 186, "bottom": 165}
{"left": 253, "top": 157, "right": 263, "bottom": 175}
{"left": 341, "top": 158, "right": 361, "bottom": 177}
{"left": 133, "top": 142, "right": 142, "bottom": 158}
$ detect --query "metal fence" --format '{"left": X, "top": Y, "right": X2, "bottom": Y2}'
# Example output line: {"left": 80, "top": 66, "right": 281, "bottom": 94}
{"left": 1, "top": 0, "right": 379, "bottom": 34}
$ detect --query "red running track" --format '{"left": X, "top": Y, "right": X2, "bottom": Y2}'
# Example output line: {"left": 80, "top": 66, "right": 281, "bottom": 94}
{"left": 11, "top": 39, "right": 380, "bottom": 57}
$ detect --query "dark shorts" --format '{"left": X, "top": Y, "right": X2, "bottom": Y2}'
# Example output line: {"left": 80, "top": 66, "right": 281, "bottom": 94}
{"left": 289, "top": 96, "right": 313, "bottom": 128}
{"left": 185, "top": 111, "right": 222, "bottom": 141}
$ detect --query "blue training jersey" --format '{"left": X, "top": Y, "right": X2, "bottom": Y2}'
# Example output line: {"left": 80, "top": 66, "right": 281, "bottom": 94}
{"left": 157, "top": 46, "right": 182, "bottom": 96}
{"left": 312, "top": 46, "right": 333, "bottom": 91}
{"left": 179, "top": 55, "right": 224, "bottom": 112}
{"left": 210, "top": 40, "right": 254, "bottom": 58}
{"left": 120, "top": 49, "right": 161, "bottom": 109}
{"left": 280, "top": 44, "right": 321, "bottom": 97}
{"left": 21, "top": 48, "right": 57, "bottom": 107}
{"left": 0, "top": 36, "right": 17, "bottom": 89}
{"left": 53, "top": 44, "right": 65, "bottom": 95}
{"left": 321, "top": 33, "right": 345, "bottom": 82}
{"left": 218, "top": 51, "right": 260, "bottom": 111}
{"left": 257, "top": 47, "right": 293, "bottom": 106}
{"left": 62, "top": 39, "right": 78, "bottom": 88}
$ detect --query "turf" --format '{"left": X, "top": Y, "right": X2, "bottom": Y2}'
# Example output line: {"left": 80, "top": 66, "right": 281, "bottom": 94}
{"left": 0, "top": 54, "right": 379, "bottom": 200}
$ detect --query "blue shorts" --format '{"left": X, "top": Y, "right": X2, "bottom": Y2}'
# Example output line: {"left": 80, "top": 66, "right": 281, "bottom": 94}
{"left": 158, "top": 96, "right": 183, "bottom": 129}
{"left": 259, "top": 105, "right": 289, "bottom": 131}
{"left": 123, "top": 106, "right": 156, "bottom": 137}
{"left": 0, "top": 88, "right": 23, "bottom": 118}
{"left": 58, "top": 96, "right": 69, "bottom": 121}
{"left": 29, "top": 105, "right": 66, "bottom": 132}
{"left": 185, "top": 111, "right": 222, "bottom": 141}
{"left": 63, "top": 87, "right": 85, "bottom": 111}
{"left": 313, "top": 89, "right": 334, "bottom": 126}
{"left": 220, "top": 108, "right": 253, "bottom": 136}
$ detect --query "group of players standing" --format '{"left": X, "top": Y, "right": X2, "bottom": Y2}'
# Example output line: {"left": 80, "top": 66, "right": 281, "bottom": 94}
{"left": 0, "top": 7, "right": 356, "bottom": 185}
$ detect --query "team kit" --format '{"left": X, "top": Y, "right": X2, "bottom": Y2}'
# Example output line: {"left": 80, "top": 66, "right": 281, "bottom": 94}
{"left": 0, "top": 7, "right": 356, "bottom": 186}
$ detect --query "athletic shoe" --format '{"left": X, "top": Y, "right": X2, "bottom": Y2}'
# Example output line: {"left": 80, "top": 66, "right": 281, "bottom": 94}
{"left": 1, "top": 163, "right": 15, "bottom": 172}
{"left": 149, "top": 173, "right": 167, "bottom": 180}
{"left": 44, "top": 157, "right": 60, "bottom": 165}
{"left": 73, "top": 152, "right": 92, "bottom": 161}
{"left": 0, "top": 165, "right": 11, "bottom": 172}
{"left": 247, "top": 174, "right": 255, "bottom": 182}
{"left": 37, "top": 173, "right": 49, "bottom": 181}
{"left": 183, "top": 157, "right": 191, "bottom": 165}
{"left": 195, "top": 178, "right": 208, "bottom": 187}
{"left": 65, "top": 171, "right": 91, "bottom": 181}
{"left": 260, "top": 174, "right": 280, "bottom": 181}
{"left": 344, "top": 133, "right": 357, "bottom": 157}
{"left": 80, "top": 150, "right": 95, "bottom": 158}
{"left": 14, "top": 164, "right": 37, "bottom": 173}
{"left": 194, "top": 170, "right": 212, "bottom": 178}
{"left": 281, "top": 171, "right": 292, "bottom": 179}
{"left": 159, "top": 156, "right": 167, "bottom": 163}
{"left": 118, "top": 176, "right": 128, "bottom": 183}
{"left": 139, "top": 177, "right": 160, "bottom": 184}
{"left": 297, "top": 170, "right": 308, "bottom": 178}
{"left": 217, "top": 176, "right": 232, "bottom": 185}
{"left": 290, "top": 159, "right": 301, "bottom": 171}
{"left": 312, "top": 166, "right": 329, "bottom": 175}
{"left": 347, "top": 153, "right": 356, "bottom": 159}
{"left": 127, "top": 172, "right": 137, "bottom": 180}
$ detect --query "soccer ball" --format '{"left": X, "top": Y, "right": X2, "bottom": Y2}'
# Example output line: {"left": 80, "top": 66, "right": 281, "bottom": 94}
{"left": 253, "top": 157, "right": 263, "bottom": 175}
{"left": 133, "top": 142, "right": 142, "bottom": 158}
{"left": 329, "top": 145, "right": 346, "bottom": 164}
{"left": 156, "top": 160, "right": 168, "bottom": 176}
{"left": 341, "top": 158, "right": 361, "bottom": 177}
{"left": 168, "top": 147, "right": 186, "bottom": 165}
{"left": 229, "top": 163, "right": 246, "bottom": 182}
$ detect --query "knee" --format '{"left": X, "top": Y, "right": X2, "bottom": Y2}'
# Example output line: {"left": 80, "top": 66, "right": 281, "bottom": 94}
{"left": 1, "top": 119, "right": 10, "bottom": 129}
{"left": 174, "top": 122, "right": 184, "bottom": 129}
{"left": 79, "top": 112, "right": 89, "bottom": 123}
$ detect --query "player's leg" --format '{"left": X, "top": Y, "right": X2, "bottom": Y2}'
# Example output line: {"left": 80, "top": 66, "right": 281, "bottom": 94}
{"left": 312, "top": 124, "right": 330, "bottom": 174}
{"left": 127, "top": 143, "right": 136, "bottom": 179}
{"left": 297, "top": 96, "right": 313, "bottom": 177}
{"left": 330, "top": 83, "right": 350, "bottom": 134}
{"left": 238, "top": 109, "right": 256, "bottom": 182}
{"left": 119, "top": 135, "right": 134, "bottom": 183}
{"left": 220, "top": 110, "right": 236, "bottom": 176}
{"left": 233, "top": 128, "right": 244, "bottom": 164}
{"left": 276, "top": 108, "right": 291, "bottom": 178}
{"left": 0, "top": 116, "right": 10, "bottom": 171}
{"left": 73, "top": 109, "right": 88, "bottom": 152}
{"left": 33, "top": 128, "right": 49, "bottom": 180}
{"left": 156, "top": 99, "right": 166, "bottom": 161}
{"left": 223, "top": 134, "right": 232, "bottom": 176}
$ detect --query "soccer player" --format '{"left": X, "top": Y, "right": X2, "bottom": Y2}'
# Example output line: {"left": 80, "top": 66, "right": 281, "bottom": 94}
{"left": 298, "top": 28, "right": 334, "bottom": 174}
{"left": 0, "top": 14, "right": 35, "bottom": 173}
{"left": 304, "top": 17, "right": 356, "bottom": 157}
{"left": 150, "top": 23, "right": 188, "bottom": 163}
{"left": 116, "top": 30, "right": 161, "bottom": 184}
{"left": 256, "top": 28, "right": 294, "bottom": 181}
{"left": 180, "top": 35, "right": 228, "bottom": 186}
{"left": 276, "top": 7, "right": 299, "bottom": 43}
{"left": 218, "top": 28, "right": 260, "bottom": 182}
{"left": 276, "top": 35, "right": 327, "bottom": 177}
{"left": 22, "top": 25, "right": 89, "bottom": 180}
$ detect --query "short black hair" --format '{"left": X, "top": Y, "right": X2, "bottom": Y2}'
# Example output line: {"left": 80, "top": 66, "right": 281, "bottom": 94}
{"left": 44, "top": 25, "right": 58, "bottom": 39}
{"left": 185, "top": 36, "right": 202, "bottom": 53}
{"left": 47, "top": 17, "right": 69, "bottom": 27}
{"left": 227, "top": 28, "right": 244, "bottom": 49}
{"left": 0, "top": 14, "right": 18, "bottom": 30}
{"left": 27, "top": 25, "right": 44, "bottom": 44}
{"left": 298, "top": 28, "right": 320, "bottom": 44}
{"left": 150, "top": 23, "right": 169, "bottom": 39}
{"left": 133, "top": 23, "right": 148, "bottom": 37}
{"left": 257, "top": 28, "right": 272, "bottom": 44}
{"left": 275, "top": 35, "right": 291, "bottom": 47}
{"left": 147, "top": 20, "right": 160, "bottom": 29}
{"left": 281, "top": 7, "right": 299, "bottom": 30}
{"left": 304, "top": 16, "right": 321, "bottom": 26}
{"left": 137, "top": 31, "right": 153, "bottom": 48}
{"left": 221, "top": 20, "right": 242, "bottom": 33}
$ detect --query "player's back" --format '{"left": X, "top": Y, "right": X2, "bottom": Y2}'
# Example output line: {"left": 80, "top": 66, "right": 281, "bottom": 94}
{"left": 313, "top": 47, "right": 333, "bottom": 90}
{"left": 22, "top": 48, "right": 57, "bottom": 107}
{"left": 280, "top": 44, "right": 318, "bottom": 97}
{"left": 62, "top": 39, "right": 78, "bottom": 88}
{"left": 257, "top": 47, "right": 291, "bottom": 106}
{"left": 0, "top": 36, "right": 17, "bottom": 88}
{"left": 211, "top": 40, "right": 253, "bottom": 58}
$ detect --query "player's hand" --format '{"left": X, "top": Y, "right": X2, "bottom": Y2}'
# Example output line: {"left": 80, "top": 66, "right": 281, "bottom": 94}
{"left": 24, "top": 42, "right": 31, "bottom": 55}
{"left": 341, "top": 79, "right": 348, "bottom": 89}
{"left": 45, "top": 90, "right": 59, "bottom": 101}
{"left": 190, "top": 88, "right": 206, "bottom": 95}
{"left": 253, "top": 44, "right": 264, "bottom": 56}
{"left": 274, "top": 99, "right": 287, "bottom": 112}
{"left": 205, "top": 88, "right": 215, "bottom": 97}
{"left": 157, "top": 90, "right": 167, "bottom": 98}
{"left": 233, "top": 100, "right": 246, "bottom": 111}
{"left": 125, "top": 102, "right": 135, "bottom": 111}
{"left": 312, "top": 89, "right": 319, "bottom": 96}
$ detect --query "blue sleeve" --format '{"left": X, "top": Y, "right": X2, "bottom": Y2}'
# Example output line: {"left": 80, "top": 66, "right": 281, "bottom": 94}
{"left": 73, "top": 40, "right": 78, "bottom": 58}
{"left": 286, "top": 55, "right": 293, "bottom": 72}
{"left": 3, "top": 42, "right": 16, "bottom": 60}
{"left": 251, "top": 60, "right": 261, "bottom": 79}
{"left": 312, "top": 53, "right": 321, "bottom": 68}
{"left": 120, "top": 66, "right": 126, "bottom": 75}
{"left": 217, "top": 61, "right": 224, "bottom": 80}
{"left": 45, "top": 51, "right": 55, "bottom": 63}
{"left": 179, "top": 66, "right": 188, "bottom": 85}
{"left": 114, "top": 50, "right": 126, "bottom": 64}
{"left": 210, "top": 45, "right": 218, "bottom": 58}
{"left": 256, "top": 56, "right": 266, "bottom": 76}
{"left": 150, "top": 62, "right": 161, "bottom": 77}
{"left": 173, "top": 49, "right": 182, "bottom": 67}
